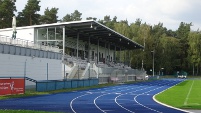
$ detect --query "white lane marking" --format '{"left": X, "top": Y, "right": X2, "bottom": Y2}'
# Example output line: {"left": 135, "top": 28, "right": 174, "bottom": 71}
{"left": 113, "top": 84, "right": 158, "bottom": 112}
{"left": 115, "top": 86, "right": 162, "bottom": 113}
{"left": 184, "top": 80, "right": 194, "bottom": 105}
{"left": 115, "top": 94, "right": 135, "bottom": 113}
{"left": 70, "top": 93, "right": 91, "bottom": 113}
{"left": 132, "top": 82, "right": 179, "bottom": 113}
{"left": 134, "top": 95, "right": 162, "bottom": 113}
{"left": 83, "top": 80, "right": 177, "bottom": 113}
{"left": 94, "top": 93, "right": 109, "bottom": 113}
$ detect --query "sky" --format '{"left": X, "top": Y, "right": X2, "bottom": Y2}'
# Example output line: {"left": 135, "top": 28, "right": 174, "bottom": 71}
{"left": 15, "top": 0, "right": 201, "bottom": 31}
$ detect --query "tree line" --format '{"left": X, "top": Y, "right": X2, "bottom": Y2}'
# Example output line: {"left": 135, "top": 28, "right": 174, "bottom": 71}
{"left": 0, "top": 0, "right": 200, "bottom": 75}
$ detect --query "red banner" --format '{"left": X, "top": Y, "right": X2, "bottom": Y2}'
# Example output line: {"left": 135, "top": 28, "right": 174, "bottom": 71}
{"left": 0, "top": 78, "right": 25, "bottom": 96}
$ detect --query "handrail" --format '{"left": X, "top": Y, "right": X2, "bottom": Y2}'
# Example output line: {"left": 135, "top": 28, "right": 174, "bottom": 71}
{"left": 0, "top": 35, "right": 60, "bottom": 53}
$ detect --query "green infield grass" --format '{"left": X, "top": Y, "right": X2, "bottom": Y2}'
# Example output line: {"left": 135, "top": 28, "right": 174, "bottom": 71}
{"left": 155, "top": 79, "right": 201, "bottom": 109}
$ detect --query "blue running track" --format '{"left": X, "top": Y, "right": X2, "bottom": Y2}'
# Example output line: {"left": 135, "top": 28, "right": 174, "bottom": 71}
{"left": 0, "top": 79, "right": 190, "bottom": 113}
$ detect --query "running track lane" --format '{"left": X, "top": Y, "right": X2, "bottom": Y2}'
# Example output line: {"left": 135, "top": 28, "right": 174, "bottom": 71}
{"left": 0, "top": 79, "right": 190, "bottom": 113}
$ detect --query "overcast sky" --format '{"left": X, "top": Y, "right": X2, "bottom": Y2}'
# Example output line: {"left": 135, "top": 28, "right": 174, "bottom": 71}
{"left": 15, "top": 0, "right": 201, "bottom": 31}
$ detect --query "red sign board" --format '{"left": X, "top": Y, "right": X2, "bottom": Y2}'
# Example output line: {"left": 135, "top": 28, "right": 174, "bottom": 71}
{"left": 0, "top": 78, "right": 25, "bottom": 96}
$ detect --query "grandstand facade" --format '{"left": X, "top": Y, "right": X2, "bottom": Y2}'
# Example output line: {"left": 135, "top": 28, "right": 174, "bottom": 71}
{"left": 0, "top": 20, "right": 146, "bottom": 85}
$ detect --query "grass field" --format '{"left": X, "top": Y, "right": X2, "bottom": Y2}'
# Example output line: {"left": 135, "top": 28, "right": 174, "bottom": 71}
{"left": 155, "top": 79, "right": 201, "bottom": 109}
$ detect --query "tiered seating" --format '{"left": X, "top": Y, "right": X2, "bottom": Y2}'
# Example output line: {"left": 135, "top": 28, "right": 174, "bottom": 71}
{"left": 77, "top": 59, "right": 87, "bottom": 69}
{"left": 97, "top": 62, "right": 108, "bottom": 68}
{"left": 108, "top": 62, "right": 115, "bottom": 67}
{"left": 66, "top": 55, "right": 77, "bottom": 63}
{"left": 63, "top": 55, "right": 88, "bottom": 69}
{"left": 114, "top": 63, "right": 124, "bottom": 69}
{"left": 124, "top": 65, "right": 131, "bottom": 69}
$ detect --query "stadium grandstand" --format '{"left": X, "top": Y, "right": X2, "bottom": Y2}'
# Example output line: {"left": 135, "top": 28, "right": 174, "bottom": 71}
{"left": 0, "top": 20, "right": 146, "bottom": 89}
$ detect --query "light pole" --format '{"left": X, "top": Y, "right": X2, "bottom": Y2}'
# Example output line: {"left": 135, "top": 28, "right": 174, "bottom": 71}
{"left": 161, "top": 68, "right": 164, "bottom": 76}
{"left": 151, "top": 50, "right": 155, "bottom": 77}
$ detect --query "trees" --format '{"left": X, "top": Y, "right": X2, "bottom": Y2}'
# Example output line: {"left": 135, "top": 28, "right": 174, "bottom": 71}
{"left": 17, "top": 0, "right": 41, "bottom": 26}
{"left": 176, "top": 22, "right": 192, "bottom": 70}
{"left": 86, "top": 17, "right": 97, "bottom": 21}
{"left": 62, "top": 10, "right": 82, "bottom": 22}
{"left": 188, "top": 32, "right": 201, "bottom": 75}
{"left": 0, "top": 0, "right": 17, "bottom": 29}
{"left": 40, "top": 7, "right": 59, "bottom": 24}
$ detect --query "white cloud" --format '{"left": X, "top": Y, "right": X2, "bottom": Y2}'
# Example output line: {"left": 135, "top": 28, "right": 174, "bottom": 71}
{"left": 15, "top": 0, "right": 201, "bottom": 30}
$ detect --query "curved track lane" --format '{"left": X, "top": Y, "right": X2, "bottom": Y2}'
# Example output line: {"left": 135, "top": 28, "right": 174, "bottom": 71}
{"left": 0, "top": 79, "right": 190, "bottom": 113}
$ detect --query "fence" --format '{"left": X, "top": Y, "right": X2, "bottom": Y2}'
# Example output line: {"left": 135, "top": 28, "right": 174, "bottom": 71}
{"left": 0, "top": 35, "right": 60, "bottom": 53}
{"left": 36, "top": 79, "right": 99, "bottom": 92}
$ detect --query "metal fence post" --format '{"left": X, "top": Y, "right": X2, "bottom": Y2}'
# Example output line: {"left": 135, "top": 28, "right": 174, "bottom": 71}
{"left": 64, "top": 64, "right": 65, "bottom": 80}
{"left": 24, "top": 61, "right": 26, "bottom": 93}
{"left": 46, "top": 63, "right": 48, "bottom": 91}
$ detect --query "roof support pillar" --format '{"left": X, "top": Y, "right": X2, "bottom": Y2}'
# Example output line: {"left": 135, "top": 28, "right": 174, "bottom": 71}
{"left": 129, "top": 50, "right": 131, "bottom": 67}
{"left": 120, "top": 47, "right": 121, "bottom": 63}
{"left": 88, "top": 36, "right": 91, "bottom": 79}
{"left": 77, "top": 32, "right": 80, "bottom": 79}
{"left": 97, "top": 38, "right": 99, "bottom": 64}
{"left": 36, "top": 29, "right": 38, "bottom": 44}
{"left": 47, "top": 28, "right": 49, "bottom": 42}
{"left": 62, "top": 26, "right": 65, "bottom": 60}
{"left": 108, "top": 43, "right": 110, "bottom": 62}
{"left": 124, "top": 49, "right": 126, "bottom": 66}
{"left": 77, "top": 32, "right": 79, "bottom": 62}
{"left": 88, "top": 36, "right": 90, "bottom": 62}
{"left": 104, "top": 42, "right": 106, "bottom": 64}
{"left": 114, "top": 45, "right": 116, "bottom": 63}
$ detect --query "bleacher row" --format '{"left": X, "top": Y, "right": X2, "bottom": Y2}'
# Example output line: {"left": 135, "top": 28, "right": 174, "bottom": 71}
{"left": 63, "top": 55, "right": 131, "bottom": 69}
{"left": 63, "top": 55, "right": 88, "bottom": 69}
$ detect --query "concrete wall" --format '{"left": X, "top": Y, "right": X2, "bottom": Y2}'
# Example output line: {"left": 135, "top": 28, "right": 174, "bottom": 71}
{"left": 0, "top": 43, "right": 63, "bottom": 86}
{"left": 0, "top": 54, "right": 62, "bottom": 80}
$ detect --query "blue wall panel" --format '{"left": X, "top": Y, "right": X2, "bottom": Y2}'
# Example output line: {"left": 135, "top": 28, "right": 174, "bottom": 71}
{"left": 16, "top": 46, "right": 21, "bottom": 55}
{"left": 31, "top": 49, "right": 36, "bottom": 56}
{"left": 56, "top": 81, "right": 64, "bottom": 90}
{"left": 36, "top": 79, "right": 99, "bottom": 92}
{"left": 21, "top": 47, "right": 26, "bottom": 56}
{"left": 46, "top": 82, "right": 56, "bottom": 91}
{"left": 0, "top": 44, "right": 3, "bottom": 53}
{"left": 10, "top": 46, "right": 15, "bottom": 55}
{"left": 78, "top": 80, "right": 84, "bottom": 87}
{"left": 26, "top": 48, "right": 31, "bottom": 56}
{"left": 84, "top": 80, "right": 90, "bottom": 87}
{"left": 36, "top": 82, "right": 47, "bottom": 92}
{"left": 71, "top": 80, "right": 78, "bottom": 88}
{"left": 3, "top": 45, "right": 9, "bottom": 54}
{"left": 64, "top": 81, "right": 72, "bottom": 88}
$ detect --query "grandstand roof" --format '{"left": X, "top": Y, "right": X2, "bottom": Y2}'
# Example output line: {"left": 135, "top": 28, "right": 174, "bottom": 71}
{"left": 0, "top": 20, "right": 143, "bottom": 50}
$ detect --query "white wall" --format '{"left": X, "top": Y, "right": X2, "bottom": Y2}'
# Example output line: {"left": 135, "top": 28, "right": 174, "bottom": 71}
{"left": 0, "top": 53, "right": 62, "bottom": 81}
{"left": 0, "top": 28, "right": 34, "bottom": 41}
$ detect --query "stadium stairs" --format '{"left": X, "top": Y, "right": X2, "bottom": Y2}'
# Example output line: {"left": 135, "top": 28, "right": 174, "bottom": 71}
{"left": 25, "top": 77, "right": 37, "bottom": 83}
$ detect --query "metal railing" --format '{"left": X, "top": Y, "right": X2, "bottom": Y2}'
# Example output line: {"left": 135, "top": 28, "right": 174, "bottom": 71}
{"left": 0, "top": 35, "right": 60, "bottom": 52}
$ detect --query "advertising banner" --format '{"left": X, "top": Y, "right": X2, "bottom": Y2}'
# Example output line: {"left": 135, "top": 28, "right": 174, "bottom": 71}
{"left": 0, "top": 78, "right": 25, "bottom": 96}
